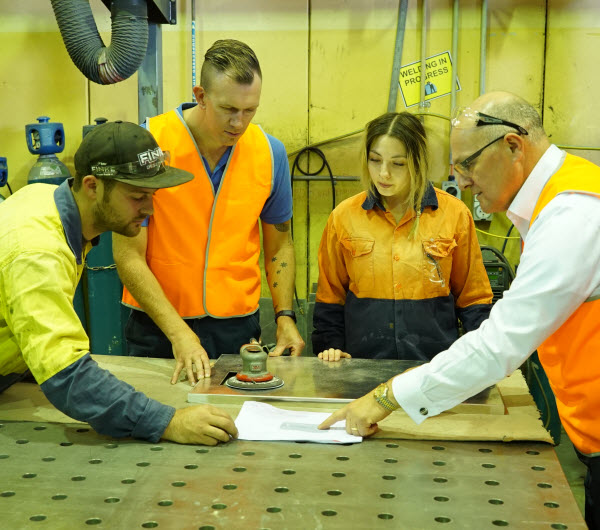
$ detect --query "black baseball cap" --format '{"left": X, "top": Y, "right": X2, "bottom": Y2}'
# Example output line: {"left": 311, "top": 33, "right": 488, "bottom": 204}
{"left": 74, "top": 121, "right": 193, "bottom": 189}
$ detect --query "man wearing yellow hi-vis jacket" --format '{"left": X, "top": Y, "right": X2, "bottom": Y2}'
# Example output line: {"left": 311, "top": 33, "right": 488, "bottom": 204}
{"left": 0, "top": 121, "right": 238, "bottom": 446}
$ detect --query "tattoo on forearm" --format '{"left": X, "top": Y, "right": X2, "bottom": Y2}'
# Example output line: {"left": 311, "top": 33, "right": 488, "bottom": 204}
{"left": 274, "top": 223, "right": 290, "bottom": 233}
{"left": 269, "top": 257, "right": 289, "bottom": 289}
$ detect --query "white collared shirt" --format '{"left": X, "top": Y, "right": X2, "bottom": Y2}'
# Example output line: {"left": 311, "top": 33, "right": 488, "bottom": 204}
{"left": 392, "top": 145, "right": 600, "bottom": 423}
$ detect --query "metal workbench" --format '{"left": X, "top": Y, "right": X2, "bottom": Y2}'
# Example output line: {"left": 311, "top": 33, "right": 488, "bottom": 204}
{"left": 0, "top": 356, "right": 586, "bottom": 529}
{"left": 0, "top": 419, "right": 585, "bottom": 529}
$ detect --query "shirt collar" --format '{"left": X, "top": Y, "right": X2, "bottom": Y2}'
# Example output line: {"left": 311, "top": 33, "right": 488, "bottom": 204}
{"left": 53, "top": 179, "right": 99, "bottom": 265}
{"left": 362, "top": 181, "right": 439, "bottom": 212}
{"left": 506, "top": 144, "right": 565, "bottom": 239}
{"left": 176, "top": 102, "right": 233, "bottom": 177}
{"left": 176, "top": 102, "right": 197, "bottom": 116}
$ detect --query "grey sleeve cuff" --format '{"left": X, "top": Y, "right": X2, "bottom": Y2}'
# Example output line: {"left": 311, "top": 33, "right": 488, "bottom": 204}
{"left": 41, "top": 353, "right": 176, "bottom": 442}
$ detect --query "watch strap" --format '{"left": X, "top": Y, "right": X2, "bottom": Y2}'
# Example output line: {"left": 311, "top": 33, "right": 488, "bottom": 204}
{"left": 374, "top": 383, "right": 399, "bottom": 412}
{"left": 274, "top": 310, "right": 296, "bottom": 324}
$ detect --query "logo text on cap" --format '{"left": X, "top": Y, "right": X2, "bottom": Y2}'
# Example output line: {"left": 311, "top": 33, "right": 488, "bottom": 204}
{"left": 138, "top": 147, "right": 163, "bottom": 167}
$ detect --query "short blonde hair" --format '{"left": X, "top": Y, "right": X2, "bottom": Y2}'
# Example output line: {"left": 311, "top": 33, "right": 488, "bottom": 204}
{"left": 360, "top": 112, "right": 430, "bottom": 238}
{"left": 200, "top": 39, "right": 261, "bottom": 91}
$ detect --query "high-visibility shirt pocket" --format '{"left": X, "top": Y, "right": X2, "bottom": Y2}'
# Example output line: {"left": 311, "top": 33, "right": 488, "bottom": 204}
{"left": 340, "top": 237, "right": 375, "bottom": 293}
{"left": 422, "top": 238, "right": 457, "bottom": 296}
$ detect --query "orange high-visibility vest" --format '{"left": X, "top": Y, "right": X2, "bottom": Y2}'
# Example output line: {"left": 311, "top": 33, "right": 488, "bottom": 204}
{"left": 122, "top": 110, "right": 273, "bottom": 318}
{"left": 529, "top": 153, "right": 600, "bottom": 455}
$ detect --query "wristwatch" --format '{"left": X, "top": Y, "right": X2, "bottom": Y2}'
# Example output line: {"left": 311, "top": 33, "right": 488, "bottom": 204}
{"left": 274, "top": 310, "right": 296, "bottom": 324}
{"left": 373, "top": 383, "right": 399, "bottom": 412}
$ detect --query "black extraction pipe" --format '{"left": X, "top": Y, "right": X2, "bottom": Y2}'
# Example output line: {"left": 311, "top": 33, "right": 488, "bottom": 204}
{"left": 50, "top": 0, "right": 149, "bottom": 85}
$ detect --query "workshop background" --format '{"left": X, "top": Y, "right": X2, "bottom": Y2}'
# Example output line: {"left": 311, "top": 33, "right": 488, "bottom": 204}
{"left": 1, "top": 0, "right": 598, "bottom": 345}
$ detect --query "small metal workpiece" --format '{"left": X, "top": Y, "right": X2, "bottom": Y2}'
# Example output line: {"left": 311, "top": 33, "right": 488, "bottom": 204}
{"left": 225, "top": 342, "right": 284, "bottom": 391}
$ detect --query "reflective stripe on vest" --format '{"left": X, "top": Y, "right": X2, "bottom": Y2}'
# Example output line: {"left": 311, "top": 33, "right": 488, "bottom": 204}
{"left": 529, "top": 153, "right": 600, "bottom": 455}
{"left": 122, "top": 111, "right": 273, "bottom": 318}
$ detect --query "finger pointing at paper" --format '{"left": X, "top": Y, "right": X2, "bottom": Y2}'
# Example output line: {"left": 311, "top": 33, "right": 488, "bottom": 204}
{"left": 318, "top": 386, "right": 395, "bottom": 437}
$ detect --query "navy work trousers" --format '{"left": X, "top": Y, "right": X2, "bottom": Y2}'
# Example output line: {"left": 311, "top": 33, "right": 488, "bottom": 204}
{"left": 576, "top": 448, "right": 600, "bottom": 529}
{"left": 125, "top": 309, "right": 261, "bottom": 360}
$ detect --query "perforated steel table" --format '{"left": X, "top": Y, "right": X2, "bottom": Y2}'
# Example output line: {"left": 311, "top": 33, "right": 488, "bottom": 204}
{"left": 0, "top": 420, "right": 586, "bottom": 529}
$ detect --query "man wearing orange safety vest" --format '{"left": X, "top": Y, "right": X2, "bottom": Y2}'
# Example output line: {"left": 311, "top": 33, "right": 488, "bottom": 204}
{"left": 319, "top": 92, "right": 600, "bottom": 529}
{"left": 113, "top": 40, "right": 304, "bottom": 387}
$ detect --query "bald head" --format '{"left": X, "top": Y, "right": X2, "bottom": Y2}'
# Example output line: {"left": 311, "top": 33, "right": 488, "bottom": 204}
{"left": 470, "top": 91, "right": 548, "bottom": 145}
{"left": 450, "top": 92, "right": 553, "bottom": 213}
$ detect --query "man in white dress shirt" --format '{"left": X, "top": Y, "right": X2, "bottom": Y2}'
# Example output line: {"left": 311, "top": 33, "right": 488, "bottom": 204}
{"left": 319, "top": 91, "right": 600, "bottom": 529}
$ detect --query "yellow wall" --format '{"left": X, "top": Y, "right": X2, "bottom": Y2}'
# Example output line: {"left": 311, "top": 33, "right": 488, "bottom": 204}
{"left": 0, "top": 0, "right": 598, "bottom": 300}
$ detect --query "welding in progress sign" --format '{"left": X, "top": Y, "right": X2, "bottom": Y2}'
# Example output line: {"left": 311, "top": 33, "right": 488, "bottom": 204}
{"left": 398, "top": 51, "right": 460, "bottom": 108}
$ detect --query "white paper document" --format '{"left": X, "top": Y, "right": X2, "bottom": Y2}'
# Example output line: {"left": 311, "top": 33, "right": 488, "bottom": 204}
{"left": 235, "top": 401, "right": 362, "bottom": 444}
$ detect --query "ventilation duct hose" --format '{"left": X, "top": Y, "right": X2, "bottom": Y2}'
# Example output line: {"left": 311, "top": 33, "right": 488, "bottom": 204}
{"left": 50, "top": 0, "right": 149, "bottom": 85}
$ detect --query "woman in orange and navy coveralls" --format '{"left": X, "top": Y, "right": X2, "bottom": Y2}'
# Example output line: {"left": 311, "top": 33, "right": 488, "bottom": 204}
{"left": 312, "top": 112, "right": 493, "bottom": 361}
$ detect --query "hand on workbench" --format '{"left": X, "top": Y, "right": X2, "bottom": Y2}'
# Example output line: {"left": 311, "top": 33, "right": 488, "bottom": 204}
{"left": 317, "top": 389, "right": 392, "bottom": 437}
{"left": 317, "top": 348, "right": 352, "bottom": 362}
{"left": 162, "top": 405, "right": 238, "bottom": 445}
{"left": 269, "top": 316, "right": 305, "bottom": 356}
{"left": 170, "top": 329, "right": 211, "bottom": 385}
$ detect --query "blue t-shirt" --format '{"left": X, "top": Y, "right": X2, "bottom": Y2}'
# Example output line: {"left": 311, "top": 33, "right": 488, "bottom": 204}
{"left": 142, "top": 103, "right": 292, "bottom": 226}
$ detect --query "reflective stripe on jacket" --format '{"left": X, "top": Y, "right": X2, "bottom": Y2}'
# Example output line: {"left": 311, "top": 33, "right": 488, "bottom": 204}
{"left": 530, "top": 153, "right": 600, "bottom": 455}
{"left": 312, "top": 186, "right": 493, "bottom": 360}
{"left": 122, "top": 111, "right": 273, "bottom": 318}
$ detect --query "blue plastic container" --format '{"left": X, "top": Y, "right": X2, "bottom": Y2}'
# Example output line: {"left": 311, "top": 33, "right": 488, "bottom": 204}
{"left": 0, "top": 157, "right": 7, "bottom": 187}
{"left": 0, "top": 156, "right": 7, "bottom": 203}
{"left": 26, "top": 117, "right": 70, "bottom": 186}
{"left": 25, "top": 116, "right": 65, "bottom": 155}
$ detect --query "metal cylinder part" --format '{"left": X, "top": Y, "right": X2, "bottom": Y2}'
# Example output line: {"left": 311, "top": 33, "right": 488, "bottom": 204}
{"left": 236, "top": 343, "right": 274, "bottom": 382}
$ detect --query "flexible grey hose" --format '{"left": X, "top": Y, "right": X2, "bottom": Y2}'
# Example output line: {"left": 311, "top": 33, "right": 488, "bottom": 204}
{"left": 50, "top": 0, "right": 148, "bottom": 85}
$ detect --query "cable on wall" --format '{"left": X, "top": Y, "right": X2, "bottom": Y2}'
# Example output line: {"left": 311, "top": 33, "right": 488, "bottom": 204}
{"left": 291, "top": 147, "right": 336, "bottom": 212}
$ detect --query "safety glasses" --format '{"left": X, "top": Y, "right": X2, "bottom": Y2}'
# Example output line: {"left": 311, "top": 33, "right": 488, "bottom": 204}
{"left": 91, "top": 149, "right": 171, "bottom": 179}
{"left": 451, "top": 108, "right": 528, "bottom": 177}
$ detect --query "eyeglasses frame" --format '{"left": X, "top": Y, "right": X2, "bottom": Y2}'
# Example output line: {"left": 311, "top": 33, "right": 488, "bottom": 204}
{"left": 454, "top": 112, "right": 528, "bottom": 176}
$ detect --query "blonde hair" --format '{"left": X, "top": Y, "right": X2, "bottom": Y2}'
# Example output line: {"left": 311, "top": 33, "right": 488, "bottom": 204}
{"left": 360, "top": 112, "right": 430, "bottom": 238}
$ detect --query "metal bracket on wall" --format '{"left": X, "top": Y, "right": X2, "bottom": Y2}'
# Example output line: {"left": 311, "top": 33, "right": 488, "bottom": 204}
{"left": 138, "top": 22, "right": 163, "bottom": 122}
{"left": 100, "top": 0, "right": 177, "bottom": 25}
{"left": 473, "top": 195, "right": 493, "bottom": 221}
